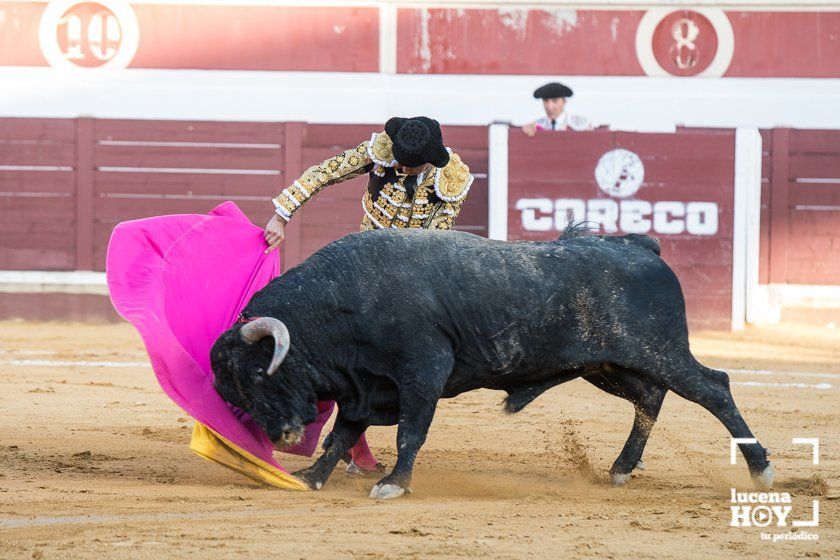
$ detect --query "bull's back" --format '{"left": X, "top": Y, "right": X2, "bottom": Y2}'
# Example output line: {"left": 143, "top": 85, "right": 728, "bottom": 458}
{"left": 278, "top": 229, "right": 684, "bottom": 380}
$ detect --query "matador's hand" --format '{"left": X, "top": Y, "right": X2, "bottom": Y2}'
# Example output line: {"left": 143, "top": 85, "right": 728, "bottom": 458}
{"left": 264, "top": 214, "right": 286, "bottom": 254}
{"left": 522, "top": 122, "right": 537, "bottom": 137}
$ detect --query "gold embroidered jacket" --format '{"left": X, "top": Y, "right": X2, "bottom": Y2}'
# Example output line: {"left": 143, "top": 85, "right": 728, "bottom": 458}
{"left": 272, "top": 131, "right": 474, "bottom": 231}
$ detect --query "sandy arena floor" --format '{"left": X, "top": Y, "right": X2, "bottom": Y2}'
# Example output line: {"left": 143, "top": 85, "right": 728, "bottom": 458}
{"left": 0, "top": 320, "right": 837, "bottom": 559}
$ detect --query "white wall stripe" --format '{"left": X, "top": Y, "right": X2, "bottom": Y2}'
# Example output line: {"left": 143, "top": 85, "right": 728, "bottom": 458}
{"left": 97, "top": 167, "right": 281, "bottom": 175}
{"left": 731, "top": 381, "right": 833, "bottom": 390}
{"left": 0, "top": 192, "right": 73, "bottom": 197}
{"left": 794, "top": 205, "right": 840, "bottom": 211}
{"left": 0, "top": 271, "right": 106, "bottom": 285}
{"left": 100, "top": 193, "right": 270, "bottom": 201}
{"left": 4, "top": 69, "right": 840, "bottom": 131}
{"left": 378, "top": 2, "right": 397, "bottom": 74}
{"left": 3, "top": 359, "right": 149, "bottom": 368}
{"left": 487, "top": 123, "right": 509, "bottom": 241}
{"left": 98, "top": 140, "right": 281, "bottom": 149}
{"left": 0, "top": 165, "right": 73, "bottom": 172}
{"left": 732, "top": 127, "right": 762, "bottom": 329}
{"left": 740, "top": 127, "right": 763, "bottom": 326}
{"left": 730, "top": 368, "right": 840, "bottom": 379}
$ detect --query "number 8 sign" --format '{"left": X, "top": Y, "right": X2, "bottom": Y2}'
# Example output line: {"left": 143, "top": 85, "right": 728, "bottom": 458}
{"left": 38, "top": 0, "right": 139, "bottom": 68}
{"left": 635, "top": 8, "right": 734, "bottom": 78}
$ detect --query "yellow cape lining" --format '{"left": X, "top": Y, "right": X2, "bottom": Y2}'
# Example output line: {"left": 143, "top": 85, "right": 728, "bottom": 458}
{"left": 189, "top": 422, "right": 309, "bottom": 491}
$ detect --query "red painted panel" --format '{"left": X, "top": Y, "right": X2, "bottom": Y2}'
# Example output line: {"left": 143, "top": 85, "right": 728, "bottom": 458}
{"left": 789, "top": 155, "right": 840, "bottom": 179}
{"left": 789, "top": 183, "right": 840, "bottom": 206}
{"left": 93, "top": 171, "right": 282, "bottom": 198}
{"left": 728, "top": 12, "right": 840, "bottom": 78}
{"left": 0, "top": 142, "right": 75, "bottom": 166}
{"left": 789, "top": 129, "right": 840, "bottom": 154}
{"left": 507, "top": 129, "right": 735, "bottom": 330}
{"left": 93, "top": 144, "right": 283, "bottom": 170}
{"left": 0, "top": 170, "right": 75, "bottom": 194}
{"left": 0, "top": 197, "right": 76, "bottom": 270}
{"left": 3, "top": 4, "right": 839, "bottom": 77}
{"left": 397, "top": 8, "right": 840, "bottom": 78}
{"left": 0, "top": 118, "right": 77, "bottom": 141}
{"left": 0, "top": 118, "right": 78, "bottom": 270}
{"left": 132, "top": 5, "right": 378, "bottom": 71}
{"left": 397, "top": 8, "right": 643, "bottom": 75}
{"left": 0, "top": 2, "right": 47, "bottom": 66}
{"left": 94, "top": 119, "right": 285, "bottom": 144}
{"left": 759, "top": 177, "right": 771, "bottom": 285}
{"left": 786, "top": 210, "right": 840, "bottom": 284}
{"left": 0, "top": 3, "right": 378, "bottom": 71}
{"left": 761, "top": 128, "right": 840, "bottom": 285}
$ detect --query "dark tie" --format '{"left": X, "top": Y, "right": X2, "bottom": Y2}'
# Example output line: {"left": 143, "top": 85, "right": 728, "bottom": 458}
{"left": 551, "top": 119, "right": 557, "bottom": 130}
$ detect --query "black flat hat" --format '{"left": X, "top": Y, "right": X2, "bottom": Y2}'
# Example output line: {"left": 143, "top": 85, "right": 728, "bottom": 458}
{"left": 384, "top": 116, "right": 450, "bottom": 168}
{"left": 533, "top": 82, "right": 574, "bottom": 100}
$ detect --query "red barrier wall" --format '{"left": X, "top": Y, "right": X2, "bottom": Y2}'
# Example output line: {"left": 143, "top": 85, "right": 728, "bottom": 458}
{"left": 760, "top": 129, "right": 840, "bottom": 285}
{"left": 0, "top": 118, "right": 488, "bottom": 273}
{"left": 0, "top": 118, "right": 78, "bottom": 270}
{"left": 3, "top": 117, "right": 837, "bottom": 326}
{"left": 507, "top": 128, "right": 736, "bottom": 330}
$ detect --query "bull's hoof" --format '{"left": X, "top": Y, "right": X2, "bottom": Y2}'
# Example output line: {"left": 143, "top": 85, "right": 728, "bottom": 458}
{"left": 369, "top": 483, "right": 410, "bottom": 500}
{"left": 611, "top": 471, "right": 632, "bottom": 486}
{"left": 753, "top": 463, "right": 775, "bottom": 489}
{"left": 293, "top": 470, "right": 324, "bottom": 491}
{"left": 635, "top": 460, "right": 645, "bottom": 471}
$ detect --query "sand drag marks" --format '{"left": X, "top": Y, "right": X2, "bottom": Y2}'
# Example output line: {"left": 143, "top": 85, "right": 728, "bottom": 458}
{"left": 0, "top": 320, "right": 838, "bottom": 559}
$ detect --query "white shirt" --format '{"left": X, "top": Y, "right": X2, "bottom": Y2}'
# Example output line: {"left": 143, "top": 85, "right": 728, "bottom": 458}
{"left": 535, "top": 111, "right": 593, "bottom": 131}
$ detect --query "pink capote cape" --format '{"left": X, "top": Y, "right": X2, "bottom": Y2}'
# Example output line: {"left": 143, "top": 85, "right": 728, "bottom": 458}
{"left": 107, "top": 201, "right": 380, "bottom": 487}
{"left": 106, "top": 201, "right": 306, "bottom": 486}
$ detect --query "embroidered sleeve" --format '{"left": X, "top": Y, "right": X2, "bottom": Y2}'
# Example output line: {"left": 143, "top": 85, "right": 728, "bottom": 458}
{"left": 272, "top": 140, "right": 373, "bottom": 221}
{"left": 427, "top": 201, "right": 464, "bottom": 230}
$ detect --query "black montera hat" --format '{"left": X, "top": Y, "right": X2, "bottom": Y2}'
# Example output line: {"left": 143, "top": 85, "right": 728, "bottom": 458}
{"left": 533, "top": 82, "right": 574, "bottom": 100}
{"left": 384, "top": 116, "right": 450, "bottom": 168}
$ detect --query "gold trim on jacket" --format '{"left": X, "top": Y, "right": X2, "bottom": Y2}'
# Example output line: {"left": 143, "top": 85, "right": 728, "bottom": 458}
{"left": 274, "top": 131, "right": 473, "bottom": 232}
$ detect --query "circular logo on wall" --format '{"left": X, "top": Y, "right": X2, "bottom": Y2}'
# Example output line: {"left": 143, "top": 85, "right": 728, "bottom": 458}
{"left": 635, "top": 8, "right": 734, "bottom": 77}
{"left": 38, "top": 0, "right": 139, "bottom": 68}
{"left": 595, "top": 149, "right": 645, "bottom": 198}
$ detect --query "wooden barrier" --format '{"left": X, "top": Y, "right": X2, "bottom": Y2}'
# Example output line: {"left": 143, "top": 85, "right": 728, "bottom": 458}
{"left": 761, "top": 129, "right": 840, "bottom": 285}
{"left": 0, "top": 118, "right": 488, "bottom": 273}
{"left": 2, "top": 117, "right": 837, "bottom": 327}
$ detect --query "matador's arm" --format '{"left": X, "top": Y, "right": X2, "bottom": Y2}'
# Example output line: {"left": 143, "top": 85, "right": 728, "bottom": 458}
{"left": 272, "top": 139, "right": 373, "bottom": 221}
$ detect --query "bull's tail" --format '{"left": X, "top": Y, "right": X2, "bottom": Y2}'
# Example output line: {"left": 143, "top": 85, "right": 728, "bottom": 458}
{"left": 556, "top": 221, "right": 592, "bottom": 240}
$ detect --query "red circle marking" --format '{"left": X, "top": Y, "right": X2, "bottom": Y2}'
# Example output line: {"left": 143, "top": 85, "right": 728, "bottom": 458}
{"left": 55, "top": 2, "right": 122, "bottom": 68}
{"left": 651, "top": 10, "right": 718, "bottom": 77}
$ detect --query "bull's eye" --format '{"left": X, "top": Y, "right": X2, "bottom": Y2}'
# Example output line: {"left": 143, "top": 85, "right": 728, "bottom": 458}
{"left": 255, "top": 367, "right": 265, "bottom": 375}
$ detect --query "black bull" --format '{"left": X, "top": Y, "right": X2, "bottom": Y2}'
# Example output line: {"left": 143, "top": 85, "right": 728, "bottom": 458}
{"left": 211, "top": 227, "right": 773, "bottom": 499}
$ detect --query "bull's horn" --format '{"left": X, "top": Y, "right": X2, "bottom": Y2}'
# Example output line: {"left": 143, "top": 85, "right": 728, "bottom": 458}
{"left": 239, "top": 317, "right": 290, "bottom": 376}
